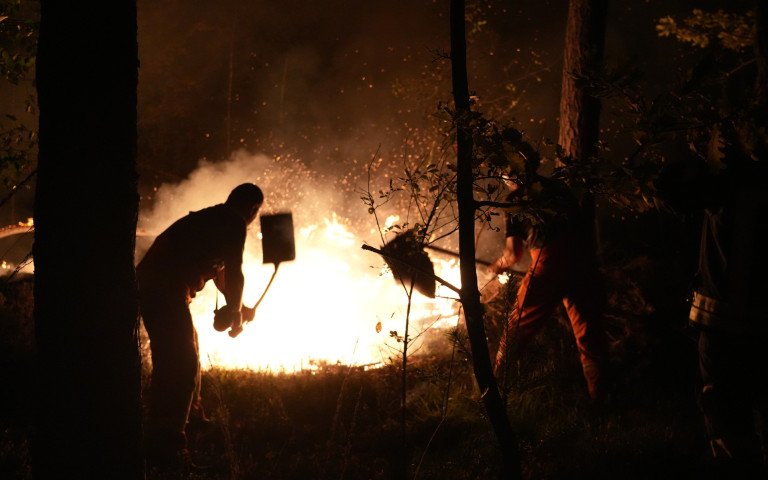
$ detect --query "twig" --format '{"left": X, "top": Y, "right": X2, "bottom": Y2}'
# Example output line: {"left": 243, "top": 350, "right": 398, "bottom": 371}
{"left": 321, "top": 339, "right": 361, "bottom": 480}
{"left": 5, "top": 249, "right": 32, "bottom": 282}
{"left": 206, "top": 368, "right": 241, "bottom": 480}
{"left": 338, "top": 386, "right": 364, "bottom": 480}
{"left": 366, "top": 146, "right": 386, "bottom": 246}
{"left": 0, "top": 169, "right": 36, "bottom": 211}
{"left": 474, "top": 200, "right": 513, "bottom": 209}
{"left": 412, "top": 311, "right": 461, "bottom": 480}
{"left": 399, "top": 284, "right": 414, "bottom": 479}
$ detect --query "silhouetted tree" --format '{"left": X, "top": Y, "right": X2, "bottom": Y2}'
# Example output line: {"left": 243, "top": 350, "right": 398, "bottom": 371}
{"left": 558, "top": 0, "right": 607, "bottom": 253}
{"left": 756, "top": 0, "right": 767, "bottom": 104}
{"left": 33, "top": 2, "right": 142, "bottom": 478}
{"left": 558, "top": 0, "right": 607, "bottom": 161}
{"left": 451, "top": 0, "right": 521, "bottom": 478}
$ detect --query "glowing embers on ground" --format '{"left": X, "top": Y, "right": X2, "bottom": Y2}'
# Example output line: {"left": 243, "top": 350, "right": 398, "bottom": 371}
{"left": 192, "top": 213, "right": 463, "bottom": 372}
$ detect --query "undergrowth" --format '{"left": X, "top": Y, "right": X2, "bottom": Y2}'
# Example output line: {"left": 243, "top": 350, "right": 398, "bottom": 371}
{"left": 0, "top": 236, "right": 722, "bottom": 480}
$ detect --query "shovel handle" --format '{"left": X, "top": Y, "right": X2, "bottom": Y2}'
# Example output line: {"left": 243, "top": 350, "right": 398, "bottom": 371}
{"left": 228, "top": 263, "right": 281, "bottom": 338}
{"left": 423, "top": 244, "right": 492, "bottom": 266}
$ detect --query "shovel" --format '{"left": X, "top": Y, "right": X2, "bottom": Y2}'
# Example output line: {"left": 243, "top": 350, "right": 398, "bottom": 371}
{"left": 361, "top": 230, "right": 471, "bottom": 298}
{"left": 226, "top": 212, "right": 295, "bottom": 337}
{"left": 362, "top": 229, "right": 529, "bottom": 299}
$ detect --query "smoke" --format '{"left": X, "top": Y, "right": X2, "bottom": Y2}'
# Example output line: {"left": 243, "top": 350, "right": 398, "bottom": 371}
{"left": 132, "top": 0, "right": 589, "bottom": 370}
{"left": 138, "top": 151, "right": 464, "bottom": 371}
{"left": 138, "top": 150, "right": 336, "bottom": 237}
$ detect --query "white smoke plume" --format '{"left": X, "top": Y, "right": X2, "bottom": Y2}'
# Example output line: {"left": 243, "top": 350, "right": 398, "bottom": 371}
{"left": 137, "top": 151, "right": 462, "bottom": 372}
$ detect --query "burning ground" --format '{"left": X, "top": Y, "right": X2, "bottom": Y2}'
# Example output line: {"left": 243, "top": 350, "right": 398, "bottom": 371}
{"left": 0, "top": 149, "right": 714, "bottom": 479}
{"left": 137, "top": 150, "right": 480, "bottom": 372}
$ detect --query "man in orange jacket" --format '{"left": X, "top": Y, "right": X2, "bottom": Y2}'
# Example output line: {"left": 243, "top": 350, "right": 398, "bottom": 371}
{"left": 489, "top": 175, "right": 609, "bottom": 400}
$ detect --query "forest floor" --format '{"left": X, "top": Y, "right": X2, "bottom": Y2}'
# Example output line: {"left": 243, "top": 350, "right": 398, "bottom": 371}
{"left": 0, "top": 256, "right": 726, "bottom": 480}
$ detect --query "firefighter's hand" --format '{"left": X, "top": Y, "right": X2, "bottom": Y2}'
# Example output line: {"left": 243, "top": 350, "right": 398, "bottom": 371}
{"left": 228, "top": 323, "right": 244, "bottom": 338}
{"left": 242, "top": 305, "right": 256, "bottom": 323}
{"left": 213, "top": 304, "right": 241, "bottom": 332}
{"left": 229, "top": 306, "right": 255, "bottom": 338}
{"left": 228, "top": 313, "right": 244, "bottom": 338}
{"left": 488, "top": 254, "right": 516, "bottom": 275}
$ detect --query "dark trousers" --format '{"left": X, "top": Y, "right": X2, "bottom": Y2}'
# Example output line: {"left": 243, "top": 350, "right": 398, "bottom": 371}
{"left": 140, "top": 286, "right": 201, "bottom": 458}
{"left": 699, "top": 330, "right": 768, "bottom": 478}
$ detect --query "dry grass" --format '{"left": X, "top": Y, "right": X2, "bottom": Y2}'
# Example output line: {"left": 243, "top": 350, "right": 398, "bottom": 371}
{"left": 0, "top": 261, "right": 720, "bottom": 480}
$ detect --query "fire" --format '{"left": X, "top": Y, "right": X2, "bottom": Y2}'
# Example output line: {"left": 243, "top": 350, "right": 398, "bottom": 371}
{"left": 0, "top": 143, "right": 487, "bottom": 373}
{"left": 0, "top": 212, "right": 465, "bottom": 371}
{"left": 190, "top": 213, "right": 464, "bottom": 372}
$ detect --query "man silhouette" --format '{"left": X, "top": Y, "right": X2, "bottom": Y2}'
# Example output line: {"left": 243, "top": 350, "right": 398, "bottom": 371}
{"left": 137, "top": 183, "right": 263, "bottom": 469}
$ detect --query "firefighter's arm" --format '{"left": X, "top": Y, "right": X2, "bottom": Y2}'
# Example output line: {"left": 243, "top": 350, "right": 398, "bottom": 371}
{"left": 213, "top": 267, "right": 226, "bottom": 293}
{"left": 219, "top": 266, "right": 244, "bottom": 337}
{"left": 223, "top": 224, "right": 248, "bottom": 313}
{"left": 488, "top": 235, "right": 524, "bottom": 274}
{"left": 220, "top": 235, "right": 246, "bottom": 327}
{"left": 223, "top": 265, "right": 245, "bottom": 316}
{"left": 222, "top": 224, "right": 253, "bottom": 337}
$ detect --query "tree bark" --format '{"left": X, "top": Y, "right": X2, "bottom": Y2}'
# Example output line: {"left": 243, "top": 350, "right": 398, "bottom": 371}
{"left": 34, "top": 2, "right": 142, "bottom": 479}
{"left": 558, "top": 0, "right": 607, "bottom": 257}
{"left": 558, "top": 0, "right": 608, "bottom": 162}
{"left": 450, "top": 1, "right": 522, "bottom": 478}
{"left": 755, "top": 0, "right": 768, "bottom": 105}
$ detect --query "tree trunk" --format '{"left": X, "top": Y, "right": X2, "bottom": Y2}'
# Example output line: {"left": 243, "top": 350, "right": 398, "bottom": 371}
{"left": 558, "top": 0, "right": 607, "bottom": 161}
{"left": 34, "top": 2, "right": 142, "bottom": 479}
{"left": 755, "top": 0, "right": 768, "bottom": 105}
{"left": 450, "top": 1, "right": 522, "bottom": 478}
{"left": 558, "top": 0, "right": 607, "bottom": 255}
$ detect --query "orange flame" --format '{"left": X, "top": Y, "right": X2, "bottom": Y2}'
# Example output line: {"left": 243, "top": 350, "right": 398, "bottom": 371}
{"left": 192, "top": 213, "right": 463, "bottom": 372}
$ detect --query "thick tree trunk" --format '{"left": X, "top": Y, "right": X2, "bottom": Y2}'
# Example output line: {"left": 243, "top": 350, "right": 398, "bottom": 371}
{"left": 756, "top": 0, "right": 768, "bottom": 105}
{"left": 558, "top": 0, "right": 607, "bottom": 256}
{"left": 34, "top": 2, "right": 142, "bottom": 479}
{"left": 450, "top": 1, "right": 521, "bottom": 478}
{"left": 558, "top": 0, "right": 607, "bottom": 161}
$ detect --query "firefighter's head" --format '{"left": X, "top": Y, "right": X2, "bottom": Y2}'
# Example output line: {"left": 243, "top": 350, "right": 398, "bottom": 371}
{"left": 226, "top": 183, "right": 264, "bottom": 224}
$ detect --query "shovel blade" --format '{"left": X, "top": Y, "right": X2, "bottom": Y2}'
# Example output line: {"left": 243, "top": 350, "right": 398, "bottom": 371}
{"left": 381, "top": 230, "right": 436, "bottom": 298}
{"left": 261, "top": 212, "right": 295, "bottom": 264}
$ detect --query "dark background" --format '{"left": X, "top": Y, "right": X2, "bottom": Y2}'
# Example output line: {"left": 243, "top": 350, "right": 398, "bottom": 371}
{"left": 3, "top": 0, "right": 744, "bottom": 221}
